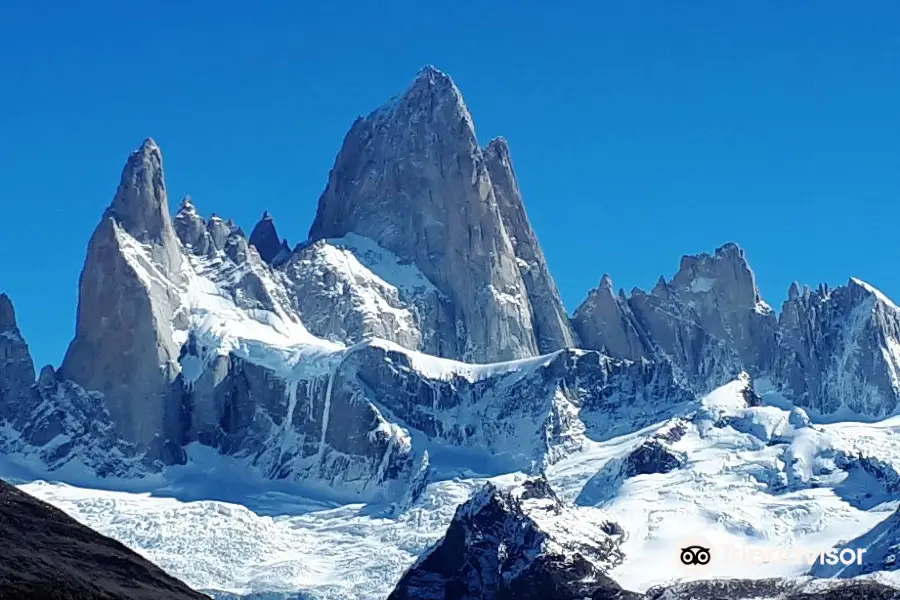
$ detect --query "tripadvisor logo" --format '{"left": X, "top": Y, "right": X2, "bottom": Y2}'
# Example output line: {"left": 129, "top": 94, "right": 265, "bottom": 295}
{"left": 674, "top": 536, "right": 867, "bottom": 572}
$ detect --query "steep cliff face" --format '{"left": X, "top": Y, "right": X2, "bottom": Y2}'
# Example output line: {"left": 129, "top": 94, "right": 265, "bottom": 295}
{"left": 483, "top": 137, "right": 576, "bottom": 354}
{"left": 308, "top": 66, "right": 542, "bottom": 363}
{"left": 60, "top": 139, "right": 186, "bottom": 455}
{"left": 0, "top": 293, "right": 35, "bottom": 416}
{"left": 572, "top": 275, "right": 650, "bottom": 363}
{"left": 776, "top": 277, "right": 900, "bottom": 419}
{"left": 0, "top": 295, "right": 147, "bottom": 477}
{"left": 575, "top": 243, "right": 778, "bottom": 392}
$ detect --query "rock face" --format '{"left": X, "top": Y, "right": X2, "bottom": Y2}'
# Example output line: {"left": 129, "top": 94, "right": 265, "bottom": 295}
{"left": 483, "top": 137, "right": 576, "bottom": 354}
{"left": 388, "top": 477, "right": 632, "bottom": 600}
{"left": 0, "top": 479, "right": 207, "bottom": 600}
{"left": 776, "top": 278, "right": 900, "bottom": 418}
{"left": 0, "top": 294, "right": 148, "bottom": 477}
{"left": 60, "top": 138, "right": 186, "bottom": 455}
{"left": 308, "top": 66, "right": 563, "bottom": 363}
{"left": 0, "top": 293, "right": 36, "bottom": 415}
{"left": 279, "top": 234, "right": 452, "bottom": 355}
{"left": 575, "top": 243, "right": 777, "bottom": 391}
{"left": 574, "top": 244, "right": 900, "bottom": 419}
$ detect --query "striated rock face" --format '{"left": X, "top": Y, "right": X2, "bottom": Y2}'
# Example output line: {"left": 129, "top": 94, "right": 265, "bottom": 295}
{"left": 60, "top": 139, "right": 185, "bottom": 455}
{"left": 308, "top": 66, "right": 542, "bottom": 363}
{"left": 776, "top": 277, "right": 900, "bottom": 419}
{"left": 388, "top": 477, "right": 632, "bottom": 600}
{"left": 484, "top": 137, "right": 576, "bottom": 354}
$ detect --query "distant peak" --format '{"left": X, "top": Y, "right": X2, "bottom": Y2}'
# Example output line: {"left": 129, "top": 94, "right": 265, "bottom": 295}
{"left": 415, "top": 64, "right": 451, "bottom": 83}
{"left": 387, "top": 65, "right": 470, "bottom": 123}
{"left": 849, "top": 277, "right": 899, "bottom": 310}
{"left": 485, "top": 137, "right": 511, "bottom": 162}
{"left": 0, "top": 293, "right": 16, "bottom": 329}
{"left": 249, "top": 210, "right": 283, "bottom": 264}
{"left": 599, "top": 273, "right": 614, "bottom": 290}
{"left": 178, "top": 195, "right": 197, "bottom": 213}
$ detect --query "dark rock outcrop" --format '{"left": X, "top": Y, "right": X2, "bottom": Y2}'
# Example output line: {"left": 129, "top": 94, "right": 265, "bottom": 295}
{"left": 388, "top": 477, "right": 632, "bottom": 600}
{"left": 0, "top": 478, "right": 207, "bottom": 600}
{"left": 248, "top": 211, "right": 284, "bottom": 265}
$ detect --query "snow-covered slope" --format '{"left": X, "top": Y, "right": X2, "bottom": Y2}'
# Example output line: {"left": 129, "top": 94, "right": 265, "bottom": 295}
{"left": 10, "top": 378, "right": 900, "bottom": 599}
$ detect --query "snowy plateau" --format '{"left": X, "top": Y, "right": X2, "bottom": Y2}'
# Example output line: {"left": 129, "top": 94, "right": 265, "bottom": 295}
{"left": 2, "top": 65, "right": 900, "bottom": 600}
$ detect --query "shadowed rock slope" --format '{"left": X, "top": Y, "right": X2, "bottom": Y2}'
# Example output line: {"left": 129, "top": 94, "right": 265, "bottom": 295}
{"left": 0, "top": 479, "right": 207, "bottom": 600}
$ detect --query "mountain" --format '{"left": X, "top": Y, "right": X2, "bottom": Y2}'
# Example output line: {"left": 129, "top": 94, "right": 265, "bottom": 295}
{"left": 2, "top": 65, "right": 900, "bottom": 599}
{"left": 0, "top": 478, "right": 207, "bottom": 600}
{"left": 573, "top": 244, "right": 900, "bottom": 420}
{"left": 308, "top": 65, "right": 572, "bottom": 363}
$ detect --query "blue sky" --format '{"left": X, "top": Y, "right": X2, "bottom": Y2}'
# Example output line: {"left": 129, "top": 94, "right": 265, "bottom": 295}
{"left": 2, "top": 1, "right": 899, "bottom": 369}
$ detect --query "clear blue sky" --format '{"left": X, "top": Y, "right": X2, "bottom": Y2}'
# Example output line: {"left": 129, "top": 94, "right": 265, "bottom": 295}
{"left": 2, "top": 1, "right": 899, "bottom": 369}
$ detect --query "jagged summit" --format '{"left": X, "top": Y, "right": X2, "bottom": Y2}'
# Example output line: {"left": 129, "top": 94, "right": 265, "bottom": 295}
{"left": 249, "top": 210, "right": 283, "bottom": 264}
{"left": 307, "top": 67, "right": 556, "bottom": 362}
{"left": 0, "top": 292, "right": 16, "bottom": 330}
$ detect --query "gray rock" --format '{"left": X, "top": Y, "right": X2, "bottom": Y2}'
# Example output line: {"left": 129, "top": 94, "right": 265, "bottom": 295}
{"left": 484, "top": 137, "right": 576, "bottom": 353}
{"left": 60, "top": 139, "right": 186, "bottom": 454}
{"left": 575, "top": 243, "right": 779, "bottom": 392}
{"left": 776, "top": 277, "right": 900, "bottom": 418}
{"left": 279, "top": 237, "right": 454, "bottom": 356}
{"left": 572, "top": 275, "right": 651, "bottom": 362}
{"left": 576, "top": 243, "right": 900, "bottom": 418}
{"left": 0, "top": 294, "right": 150, "bottom": 477}
{"left": 388, "top": 477, "right": 631, "bottom": 600}
{"left": 0, "top": 293, "right": 36, "bottom": 416}
{"left": 308, "top": 66, "right": 540, "bottom": 363}
{"left": 173, "top": 195, "right": 212, "bottom": 256}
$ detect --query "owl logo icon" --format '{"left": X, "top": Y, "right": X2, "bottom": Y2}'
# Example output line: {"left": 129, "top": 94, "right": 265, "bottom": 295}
{"left": 680, "top": 545, "right": 711, "bottom": 566}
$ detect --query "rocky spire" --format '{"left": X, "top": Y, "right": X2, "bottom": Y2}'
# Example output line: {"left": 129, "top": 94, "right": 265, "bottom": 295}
{"left": 105, "top": 138, "right": 182, "bottom": 276}
{"left": 61, "top": 139, "right": 186, "bottom": 456}
{"left": 173, "top": 195, "right": 211, "bottom": 255}
{"left": 249, "top": 211, "right": 283, "bottom": 264}
{"left": 483, "top": 136, "right": 575, "bottom": 353}
{"left": 0, "top": 293, "right": 17, "bottom": 331}
{"left": 307, "top": 66, "right": 539, "bottom": 362}
{"left": 572, "top": 276, "right": 650, "bottom": 362}
{"left": 0, "top": 293, "right": 37, "bottom": 423}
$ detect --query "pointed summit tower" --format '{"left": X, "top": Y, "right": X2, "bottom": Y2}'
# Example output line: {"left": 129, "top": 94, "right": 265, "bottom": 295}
{"left": 308, "top": 66, "right": 570, "bottom": 362}
{"left": 61, "top": 139, "right": 186, "bottom": 456}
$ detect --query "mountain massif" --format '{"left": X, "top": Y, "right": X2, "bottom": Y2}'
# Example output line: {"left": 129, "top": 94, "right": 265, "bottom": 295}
{"left": 1, "top": 66, "right": 900, "bottom": 599}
